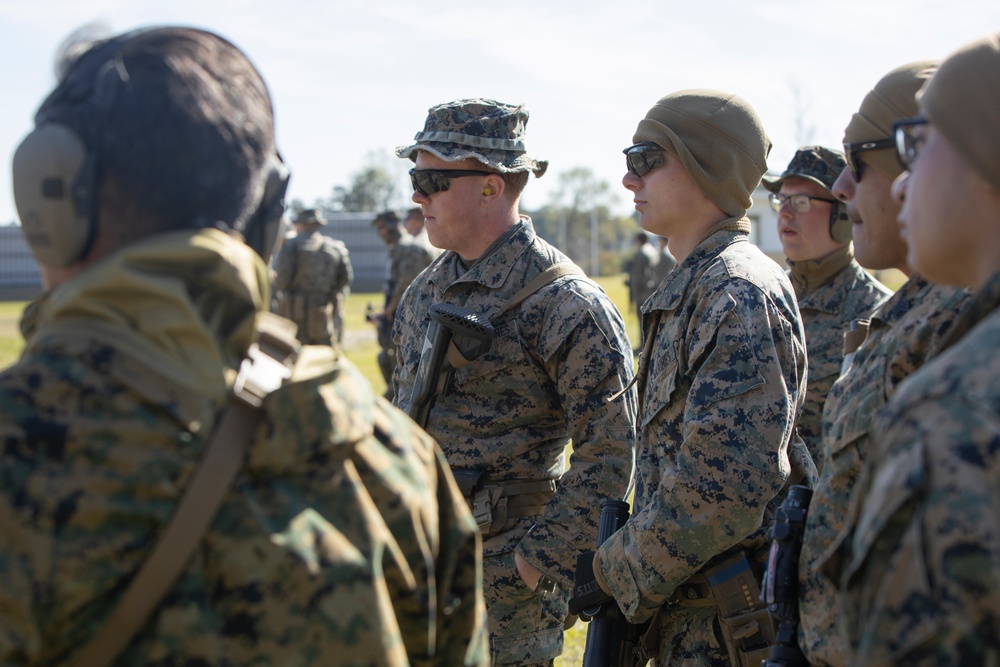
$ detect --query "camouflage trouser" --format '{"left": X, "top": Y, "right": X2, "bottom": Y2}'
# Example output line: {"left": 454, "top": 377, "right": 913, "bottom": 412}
{"left": 646, "top": 606, "right": 732, "bottom": 667}
{"left": 484, "top": 549, "right": 566, "bottom": 666}
{"left": 378, "top": 346, "right": 396, "bottom": 400}
{"left": 278, "top": 292, "right": 335, "bottom": 346}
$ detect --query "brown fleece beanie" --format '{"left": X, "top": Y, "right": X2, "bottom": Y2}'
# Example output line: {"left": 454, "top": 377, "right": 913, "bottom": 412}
{"left": 843, "top": 60, "right": 938, "bottom": 180}
{"left": 633, "top": 89, "right": 771, "bottom": 218}
{"left": 919, "top": 32, "right": 1000, "bottom": 193}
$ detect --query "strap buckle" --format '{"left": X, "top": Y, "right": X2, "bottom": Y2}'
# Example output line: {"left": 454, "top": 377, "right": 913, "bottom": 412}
{"left": 233, "top": 312, "right": 300, "bottom": 408}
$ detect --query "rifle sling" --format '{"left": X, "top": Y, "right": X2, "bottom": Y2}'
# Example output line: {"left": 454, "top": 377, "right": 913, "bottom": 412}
{"left": 495, "top": 261, "right": 585, "bottom": 317}
{"left": 445, "top": 261, "right": 586, "bottom": 370}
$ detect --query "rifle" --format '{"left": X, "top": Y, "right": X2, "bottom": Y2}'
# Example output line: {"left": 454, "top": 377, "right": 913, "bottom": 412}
{"left": 761, "top": 485, "right": 813, "bottom": 667}
{"left": 581, "top": 499, "right": 647, "bottom": 667}
{"left": 365, "top": 302, "right": 393, "bottom": 350}
{"left": 407, "top": 303, "right": 493, "bottom": 428}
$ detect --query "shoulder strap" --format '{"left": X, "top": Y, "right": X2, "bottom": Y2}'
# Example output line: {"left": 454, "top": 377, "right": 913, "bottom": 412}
{"left": 494, "top": 261, "right": 585, "bottom": 318}
{"left": 71, "top": 312, "right": 300, "bottom": 667}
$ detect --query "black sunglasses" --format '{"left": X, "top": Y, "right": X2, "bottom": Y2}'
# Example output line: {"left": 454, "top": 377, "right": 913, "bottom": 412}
{"left": 843, "top": 137, "right": 895, "bottom": 182}
{"left": 408, "top": 168, "right": 496, "bottom": 196}
{"left": 892, "top": 117, "right": 929, "bottom": 170}
{"left": 623, "top": 143, "right": 666, "bottom": 178}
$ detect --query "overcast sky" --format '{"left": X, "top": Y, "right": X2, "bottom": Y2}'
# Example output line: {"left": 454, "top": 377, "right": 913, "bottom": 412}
{"left": 1, "top": 0, "right": 998, "bottom": 224}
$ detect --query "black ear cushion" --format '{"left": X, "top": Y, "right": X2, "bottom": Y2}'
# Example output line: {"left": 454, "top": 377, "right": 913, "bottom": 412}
{"left": 242, "top": 153, "right": 290, "bottom": 261}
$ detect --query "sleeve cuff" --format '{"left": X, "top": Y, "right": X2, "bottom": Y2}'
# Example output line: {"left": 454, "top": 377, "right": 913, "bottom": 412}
{"left": 592, "top": 548, "right": 612, "bottom": 595}
{"left": 516, "top": 522, "right": 581, "bottom": 587}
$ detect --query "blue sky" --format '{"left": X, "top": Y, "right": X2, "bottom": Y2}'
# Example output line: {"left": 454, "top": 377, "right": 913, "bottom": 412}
{"left": 1, "top": 0, "right": 998, "bottom": 223}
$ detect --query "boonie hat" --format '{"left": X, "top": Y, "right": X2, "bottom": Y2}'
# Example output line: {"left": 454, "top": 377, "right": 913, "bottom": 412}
{"left": 763, "top": 146, "right": 846, "bottom": 194}
{"left": 373, "top": 210, "right": 400, "bottom": 226}
{"left": 294, "top": 208, "right": 326, "bottom": 226}
{"left": 396, "top": 98, "right": 548, "bottom": 177}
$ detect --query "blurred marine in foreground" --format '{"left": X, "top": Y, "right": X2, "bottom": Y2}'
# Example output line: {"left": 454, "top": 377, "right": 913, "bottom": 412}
{"left": 844, "top": 32, "right": 1000, "bottom": 665}
{"left": 0, "top": 25, "right": 487, "bottom": 666}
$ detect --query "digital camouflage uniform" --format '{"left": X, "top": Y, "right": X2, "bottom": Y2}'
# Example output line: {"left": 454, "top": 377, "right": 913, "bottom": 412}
{"left": 596, "top": 219, "right": 809, "bottom": 667}
{"left": 392, "top": 218, "right": 637, "bottom": 666}
{"left": 841, "top": 270, "right": 1000, "bottom": 666}
{"left": 798, "top": 275, "right": 969, "bottom": 666}
{"left": 388, "top": 231, "right": 440, "bottom": 316}
{"left": 0, "top": 229, "right": 488, "bottom": 667}
{"left": 762, "top": 146, "right": 891, "bottom": 468}
{"left": 786, "top": 245, "right": 892, "bottom": 466}
{"left": 273, "top": 225, "right": 353, "bottom": 346}
{"left": 380, "top": 231, "right": 439, "bottom": 398}
{"left": 628, "top": 238, "right": 660, "bottom": 346}
{"left": 653, "top": 240, "right": 677, "bottom": 287}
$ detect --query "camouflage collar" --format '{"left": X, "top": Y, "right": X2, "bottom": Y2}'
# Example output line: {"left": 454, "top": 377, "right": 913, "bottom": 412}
{"left": 787, "top": 244, "right": 854, "bottom": 298}
{"left": 932, "top": 270, "right": 1000, "bottom": 356}
{"left": 644, "top": 217, "right": 750, "bottom": 313}
{"left": 23, "top": 228, "right": 268, "bottom": 414}
{"left": 429, "top": 218, "right": 534, "bottom": 292}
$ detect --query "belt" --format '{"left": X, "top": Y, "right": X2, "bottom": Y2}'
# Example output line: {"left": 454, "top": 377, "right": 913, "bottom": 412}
{"left": 668, "top": 574, "right": 717, "bottom": 608}
{"left": 460, "top": 476, "right": 556, "bottom": 537}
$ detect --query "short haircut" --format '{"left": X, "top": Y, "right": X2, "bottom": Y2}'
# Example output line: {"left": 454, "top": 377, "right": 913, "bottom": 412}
{"left": 501, "top": 171, "right": 530, "bottom": 200}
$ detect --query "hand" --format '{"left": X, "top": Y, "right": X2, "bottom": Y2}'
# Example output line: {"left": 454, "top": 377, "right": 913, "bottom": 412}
{"left": 514, "top": 552, "right": 542, "bottom": 590}
{"left": 568, "top": 551, "right": 614, "bottom": 617}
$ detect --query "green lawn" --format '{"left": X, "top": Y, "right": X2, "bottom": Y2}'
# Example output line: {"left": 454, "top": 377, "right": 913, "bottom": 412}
{"left": 0, "top": 278, "right": 633, "bottom": 664}
{"left": 0, "top": 275, "right": 638, "bottom": 375}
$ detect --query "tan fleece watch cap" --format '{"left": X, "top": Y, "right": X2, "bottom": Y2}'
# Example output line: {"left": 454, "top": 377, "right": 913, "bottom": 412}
{"left": 919, "top": 32, "right": 1000, "bottom": 192}
{"left": 633, "top": 89, "right": 771, "bottom": 218}
{"left": 843, "top": 60, "right": 938, "bottom": 180}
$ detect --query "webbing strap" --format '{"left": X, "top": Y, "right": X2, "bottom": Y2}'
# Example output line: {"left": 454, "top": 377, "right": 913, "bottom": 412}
{"left": 71, "top": 399, "right": 259, "bottom": 667}
{"left": 495, "top": 261, "right": 585, "bottom": 317}
{"left": 71, "top": 312, "right": 299, "bottom": 667}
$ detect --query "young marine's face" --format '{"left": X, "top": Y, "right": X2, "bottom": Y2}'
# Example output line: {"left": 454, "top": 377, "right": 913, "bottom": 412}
{"left": 622, "top": 149, "right": 706, "bottom": 239}
{"left": 404, "top": 215, "right": 424, "bottom": 236}
{"left": 775, "top": 177, "right": 844, "bottom": 263}
{"left": 893, "top": 124, "right": 991, "bottom": 289}
{"left": 832, "top": 156, "right": 909, "bottom": 272}
{"left": 411, "top": 151, "right": 491, "bottom": 258}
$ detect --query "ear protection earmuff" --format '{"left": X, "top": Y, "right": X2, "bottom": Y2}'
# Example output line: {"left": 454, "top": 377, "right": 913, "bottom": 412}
{"left": 12, "top": 28, "right": 291, "bottom": 267}
{"left": 829, "top": 199, "right": 852, "bottom": 244}
{"left": 12, "top": 123, "right": 98, "bottom": 267}
{"left": 11, "top": 31, "right": 136, "bottom": 268}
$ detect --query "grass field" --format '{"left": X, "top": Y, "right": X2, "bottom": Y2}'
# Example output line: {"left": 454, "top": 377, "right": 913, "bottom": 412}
{"left": 0, "top": 276, "right": 639, "bottom": 374}
{"left": 0, "top": 276, "right": 636, "bottom": 664}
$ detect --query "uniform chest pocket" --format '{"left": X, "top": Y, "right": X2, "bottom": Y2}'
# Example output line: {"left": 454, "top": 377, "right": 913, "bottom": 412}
{"left": 640, "top": 352, "right": 679, "bottom": 430}
{"left": 828, "top": 371, "right": 887, "bottom": 459}
{"left": 844, "top": 443, "right": 940, "bottom": 664}
{"left": 452, "top": 320, "right": 541, "bottom": 392}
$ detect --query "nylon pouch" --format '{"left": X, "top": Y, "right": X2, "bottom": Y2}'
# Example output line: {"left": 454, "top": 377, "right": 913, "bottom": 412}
{"left": 451, "top": 468, "right": 485, "bottom": 498}
{"left": 451, "top": 469, "right": 498, "bottom": 534}
{"left": 717, "top": 607, "right": 774, "bottom": 667}
{"left": 704, "top": 551, "right": 775, "bottom": 667}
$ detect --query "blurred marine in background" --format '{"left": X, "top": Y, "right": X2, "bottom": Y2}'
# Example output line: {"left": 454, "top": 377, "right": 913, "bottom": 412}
{"left": 273, "top": 207, "right": 353, "bottom": 345}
